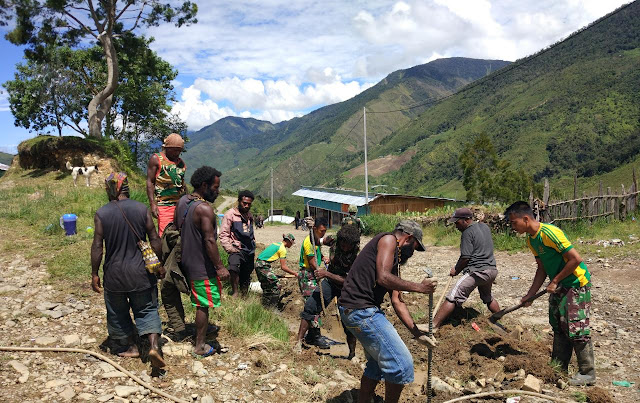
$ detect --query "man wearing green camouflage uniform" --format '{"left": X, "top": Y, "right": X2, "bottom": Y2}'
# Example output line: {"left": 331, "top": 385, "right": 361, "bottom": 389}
{"left": 506, "top": 201, "right": 595, "bottom": 386}
{"left": 341, "top": 204, "right": 365, "bottom": 235}
{"left": 255, "top": 234, "right": 297, "bottom": 307}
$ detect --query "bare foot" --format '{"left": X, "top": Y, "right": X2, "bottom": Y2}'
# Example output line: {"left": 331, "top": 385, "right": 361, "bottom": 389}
{"left": 117, "top": 345, "right": 140, "bottom": 358}
{"left": 193, "top": 344, "right": 215, "bottom": 357}
{"left": 148, "top": 349, "right": 166, "bottom": 368}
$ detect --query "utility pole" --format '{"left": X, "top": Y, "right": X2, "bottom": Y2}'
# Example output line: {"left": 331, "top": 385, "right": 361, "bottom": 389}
{"left": 363, "top": 107, "right": 369, "bottom": 213}
{"left": 270, "top": 167, "right": 274, "bottom": 223}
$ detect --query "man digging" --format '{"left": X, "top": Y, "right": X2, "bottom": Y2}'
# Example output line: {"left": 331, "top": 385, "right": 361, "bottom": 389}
{"left": 506, "top": 201, "right": 595, "bottom": 386}
{"left": 339, "top": 220, "right": 437, "bottom": 403}
{"left": 255, "top": 233, "right": 297, "bottom": 307}
{"left": 433, "top": 207, "right": 501, "bottom": 330}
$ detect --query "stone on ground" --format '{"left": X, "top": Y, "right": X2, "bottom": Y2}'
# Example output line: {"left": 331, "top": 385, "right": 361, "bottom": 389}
{"left": 429, "top": 376, "right": 459, "bottom": 395}
{"left": 34, "top": 336, "right": 57, "bottom": 345}
{"left": 59, "top": 387, "right": 76, "bottom": 400}
{"left": 114, "top": 385, "right": 142, "bottom": 398}
{"left": 8, "top": 360, "right": 29, "bottom": 383}
{"left": 62, "top": 334, "right": 80, "bottom": 346}
{"left": 522, "top": 374, "right": 542, "bottom": 393}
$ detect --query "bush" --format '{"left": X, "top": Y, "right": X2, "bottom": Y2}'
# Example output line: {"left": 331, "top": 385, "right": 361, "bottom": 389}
{"left": 360, "top": 214, "right": 402, "bottom": 236}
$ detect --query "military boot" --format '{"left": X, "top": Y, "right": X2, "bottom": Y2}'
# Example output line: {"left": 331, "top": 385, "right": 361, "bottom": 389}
{"left": 569, "top": 340, "right": 596, "bottom": 386}
{"left": 304, "top": 328, "right": 330, "bottom": 349}
{"left": 551, "top": 333, "right": 572, "bottom": 373}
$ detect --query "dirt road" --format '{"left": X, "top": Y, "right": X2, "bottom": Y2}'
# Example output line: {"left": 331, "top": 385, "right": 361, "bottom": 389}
{"left": 0, "top": 223, "right": 638, "bottom": 402}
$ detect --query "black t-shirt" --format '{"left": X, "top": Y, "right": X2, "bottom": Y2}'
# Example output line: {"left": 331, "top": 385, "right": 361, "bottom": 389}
{"left": 175, "top": 195, "right": 217, "bottom": 281}
{"left": 339, "top": 232, "right": 399, "bottom": 309}
{"left": 96, "top": 199, "right": 156, "bottom": 293}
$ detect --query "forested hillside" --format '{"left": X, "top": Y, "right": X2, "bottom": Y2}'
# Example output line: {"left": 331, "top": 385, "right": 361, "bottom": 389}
{"left": 0, "top": 152, "right": 14, "bottom": 165}
{"left": 182, "top": 57, "right": 510, "bottom": 192}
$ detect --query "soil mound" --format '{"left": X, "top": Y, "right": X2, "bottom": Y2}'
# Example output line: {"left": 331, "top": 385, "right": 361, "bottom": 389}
{"left": 587, "top": 386, "right": 614, "bottom": 403}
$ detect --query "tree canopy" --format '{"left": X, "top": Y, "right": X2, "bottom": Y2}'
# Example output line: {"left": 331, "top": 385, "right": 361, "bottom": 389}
{"left": 2, "top": 0, "right": 197, "bottom": 137}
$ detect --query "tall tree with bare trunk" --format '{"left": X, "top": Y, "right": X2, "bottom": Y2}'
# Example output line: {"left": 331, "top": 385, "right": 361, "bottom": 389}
{"left": 3, "top": 0, "right": 197, "bottom": 138}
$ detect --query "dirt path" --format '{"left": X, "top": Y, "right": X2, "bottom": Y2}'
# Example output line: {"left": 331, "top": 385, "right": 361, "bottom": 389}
{"left": 1, "top": 223, "right": 638, "bottom": 402}
{"left": 215, "top": 195, "right": 237, "bottom": 215}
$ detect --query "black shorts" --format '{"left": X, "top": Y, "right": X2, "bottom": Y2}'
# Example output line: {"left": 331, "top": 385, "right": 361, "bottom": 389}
{"left": 228, "top": 251, "right": 255, "bottom": 288}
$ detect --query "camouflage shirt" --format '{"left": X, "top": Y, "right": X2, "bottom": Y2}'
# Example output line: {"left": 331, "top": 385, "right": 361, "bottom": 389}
{"left": 341, "top": 215, "right": 365, "bottom": 234}
{"left": 154, "top": 152, "right": 186, "bottom": 206}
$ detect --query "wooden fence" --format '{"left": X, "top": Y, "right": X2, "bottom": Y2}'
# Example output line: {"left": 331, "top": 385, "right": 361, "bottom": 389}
{"left": 534, "top": 169, "right": 639, "bottom": 223}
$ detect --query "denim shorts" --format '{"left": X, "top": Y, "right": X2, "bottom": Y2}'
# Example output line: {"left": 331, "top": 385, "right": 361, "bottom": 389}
{"left": 339, "top": 306, "right": 414, "bottom": 384}
{"left": 104, "top": 286, "right": 162, "bottom": 340}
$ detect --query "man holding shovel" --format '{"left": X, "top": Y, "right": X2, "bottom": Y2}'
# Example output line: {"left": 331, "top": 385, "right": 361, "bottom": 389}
{"left": 433, "top": 208, "right": 501, "bottom": 329}
{"left": 506, "top": 201, "right": 595, "bottom": 386}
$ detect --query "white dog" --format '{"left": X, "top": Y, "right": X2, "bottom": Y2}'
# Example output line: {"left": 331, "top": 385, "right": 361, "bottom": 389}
{"left": 66, "top": 161, "right": 99, "bottom": 187}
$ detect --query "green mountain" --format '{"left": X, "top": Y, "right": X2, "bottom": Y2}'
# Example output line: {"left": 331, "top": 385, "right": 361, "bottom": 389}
{"left": 368, "top": 1, "right": 640, "bottom": 200}
{"left": 0, "top": 152, "right": 14, "bottom": 165}
{"left": 182, "top": 57, "right": 510, "bottom": 193}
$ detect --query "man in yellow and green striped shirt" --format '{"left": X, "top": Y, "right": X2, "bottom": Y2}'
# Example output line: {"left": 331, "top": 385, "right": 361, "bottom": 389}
{"left": 506, "top": 201, "right": 595, "bottom": 386}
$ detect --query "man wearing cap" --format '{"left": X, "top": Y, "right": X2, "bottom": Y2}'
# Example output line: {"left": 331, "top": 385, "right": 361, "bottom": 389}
{"left": 341, "top": 204, "right": 365, "bottom": 234}
{"left": 146, "top": 133, "right": 187, "bottom": 338}
{"left": 339, "top": 220, "right": 437, "bottom": 403}
{"left": 146, "top": 133, "right": 187, "bottom": 237}
{"left": 433, "top": 208, "right": 501, "bottom": 329}
{"left": 255, "top": 233, "right": 297, "bottom": 307}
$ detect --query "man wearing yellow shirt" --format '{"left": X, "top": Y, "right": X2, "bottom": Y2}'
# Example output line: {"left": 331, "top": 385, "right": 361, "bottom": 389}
{"left": 255, "top": 234, "right": 297, "bottom": 307}
{"left": 506, "top": 201, "right": 595, "bottom": 386}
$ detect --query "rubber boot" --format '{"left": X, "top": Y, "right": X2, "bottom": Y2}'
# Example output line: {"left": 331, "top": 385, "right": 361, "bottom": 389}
{"left": 551, "top": 333, "right": 572, "bottom": 373}
{"left": 569, "top": 340, "right": 596, "bottom": 386}
{"left": 304, "top": 328, "right": 330, "bottom": 349}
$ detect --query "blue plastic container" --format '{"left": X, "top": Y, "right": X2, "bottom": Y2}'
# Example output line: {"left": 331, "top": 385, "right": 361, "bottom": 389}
{"left": 60, "top": 214, "right": 78, "bottom": 236}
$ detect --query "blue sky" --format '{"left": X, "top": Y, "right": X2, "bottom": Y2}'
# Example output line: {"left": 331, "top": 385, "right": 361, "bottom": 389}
{"left": 0, "top": 0, "right": 630, "bottom": 154}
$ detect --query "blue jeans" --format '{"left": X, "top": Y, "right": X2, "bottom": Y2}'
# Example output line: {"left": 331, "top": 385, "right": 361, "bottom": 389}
{"left": 340, "top": 306, "right": 414, "bottom": 384}
{"left": 104, "top": 286, "right": 162, "bottom": 341}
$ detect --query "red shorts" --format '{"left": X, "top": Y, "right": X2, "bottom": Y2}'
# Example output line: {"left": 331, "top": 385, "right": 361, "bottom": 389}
{"left": 158, "top": 205, "right": 176, "bottom": 237}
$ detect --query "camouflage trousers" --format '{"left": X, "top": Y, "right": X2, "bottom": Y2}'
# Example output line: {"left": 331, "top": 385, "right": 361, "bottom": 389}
{"left": 255, "top": 260, "right": 281, "bottom": 307}
{"left": 549, "top": 285, "right": 591, "bottom": 341}
{"left": 297, "top": 267, "right": 321, "bottom": 328}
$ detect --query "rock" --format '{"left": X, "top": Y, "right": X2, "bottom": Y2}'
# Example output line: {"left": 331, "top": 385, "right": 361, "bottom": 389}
{"left": 6, "top": 320, "right": 16, "bottom": 327}
{"left": 102, "top": 371, "right": 126, "bottom": 378}
{"left": 60, "top": 387, "right": 76, "bottom": 400}
{"left": 97, "top": 394, "right": 114, "bottom": 402}
{"left": 77, "top": 393, "right": 95, "bottom": 400}
{"left": 8, "top": 360, "right": 29, "bottom": 383}
{"left": 35, "top": 336, "right": 57, "bottom": 345}
{"left": 557, "top": 379, "right": 568, "bottom": 390}
{"left": 521, "top": 374, "right": 542, "bottom": 393}
{"left": 63, "top": 334, "right": 81, "bottom": 346}
{"left": 0, "top": 285, "right": 18, "bottom": 293}
{"left": 163, "top": 343, "right": 190, "bottom": 357}
{"left": 334, "top": 369, "right": 358, "bottom": 385}
{"left": 81, "top": 336, "right": 97, "bottom": 344}
{"left": 201, "top": 396, "right": 215, "bottom": 403}
{"left": 192, "top": 361, "right": 208, "bottom": 377}
{"left": 114, "top": 385, "right": 142, "bottom": 398}
{"left": 430, "top": 376, "right": 458, "bottom": 394}
{"left": 476, "top": 378, "right": 486, "bottom": 388}
{"left": 223, "top": 373, "right": 234, "bottom": 381}
{"left": 463, "top": 380, "right": 482, "bottom": 394}
{"left": 312, "top": 384, "right": 326, "bottom": 394}
{"left": 45, "top": 379, "right": 69, "bottom": 388}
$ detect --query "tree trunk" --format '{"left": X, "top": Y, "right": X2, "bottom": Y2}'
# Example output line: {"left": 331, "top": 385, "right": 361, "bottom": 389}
{"left": 88, "top": 34, "right": 119, "bottom": 138}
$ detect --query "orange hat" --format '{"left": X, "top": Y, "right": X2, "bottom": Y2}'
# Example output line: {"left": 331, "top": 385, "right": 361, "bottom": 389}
{"left": 163, "top": 133, "right": 184, "bottom": 149}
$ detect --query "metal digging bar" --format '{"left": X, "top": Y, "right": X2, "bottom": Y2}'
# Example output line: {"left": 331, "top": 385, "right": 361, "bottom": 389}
{"left": 424, "top": 268, "right": 434, "bottom": 403}
{"left": 306, "top": 201, "right": 326, "bottom": 315}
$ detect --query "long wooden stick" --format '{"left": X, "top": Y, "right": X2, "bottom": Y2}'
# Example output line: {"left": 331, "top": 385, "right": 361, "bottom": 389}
{"left": 432, "top": 276, "right": 453, "bottom": 318}
{"left": 306, "top": 201, "right": 326, "bottom": 315}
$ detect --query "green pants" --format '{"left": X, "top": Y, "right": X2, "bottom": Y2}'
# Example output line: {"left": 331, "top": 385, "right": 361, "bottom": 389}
{"left": 549, "top": 285, "right": 591, "bottom": 341}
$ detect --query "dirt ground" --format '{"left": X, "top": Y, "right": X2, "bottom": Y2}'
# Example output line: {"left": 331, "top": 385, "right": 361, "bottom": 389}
{"left": 1, "top": 223, "right": 639, "bottom": 402}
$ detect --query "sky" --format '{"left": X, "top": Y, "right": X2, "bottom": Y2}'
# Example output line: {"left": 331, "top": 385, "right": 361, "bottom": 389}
{"left": 0, "top": 0, "right": 631, "bottom": 154}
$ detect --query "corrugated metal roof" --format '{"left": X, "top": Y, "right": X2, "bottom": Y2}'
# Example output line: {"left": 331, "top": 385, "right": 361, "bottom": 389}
{"left": 292, "top": 188, "right": 373, "bottom": 206}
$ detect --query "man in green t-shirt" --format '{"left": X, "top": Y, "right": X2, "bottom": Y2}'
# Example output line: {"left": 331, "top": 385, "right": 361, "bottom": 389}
{"left": 506, "top": 201, "right": 595, "bottom": 386}
{"left": 255, "top": 234, "right": 297, "bottom": 307}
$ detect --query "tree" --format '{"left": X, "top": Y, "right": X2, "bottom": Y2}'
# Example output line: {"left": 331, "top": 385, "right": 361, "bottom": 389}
{"left": 3, "top": 0, "right": 197, "bottom": 138}
{"left": 460, "top": 133, "right": 538, "bottom": 203}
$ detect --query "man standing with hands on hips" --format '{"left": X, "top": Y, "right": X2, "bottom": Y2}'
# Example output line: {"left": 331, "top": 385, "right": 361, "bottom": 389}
{"left": 433, "top": 207, "right": 501, "bottom": 330}
{"left": 339, "top": 220, "right": 437, "bottom": 403}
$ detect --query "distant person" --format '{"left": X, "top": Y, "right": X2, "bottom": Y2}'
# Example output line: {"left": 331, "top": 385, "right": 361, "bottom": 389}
{"left": 297, "top": 217, "right": 332, "bottom": 347}
{"left": 339, "top": 220, "right": 437, "bottom": 403}
{"left": 296, "top": 225, "right": 360, "bottom": 356}
{"left": 220, "top": 190, "right": 256, "bottom": 297}
{"left": 146, "top": 133, "right": 188, "bottom": 338}
{"left": 91, "top": 172, "right": 166, "bottom": 370}
{"left": 506, "top": 201, "right": 595, "bottom": 386}
{"left": 256, "top": 213, "right": 264, "bottom": 229}
{"left": 433, "top": 207, "right": 501, "bottom": 329}
{"left": 255, "top": 233, "right": 297, "bottom": 307}
{"left": 175, "top": 166, "right": 230, "bottom": 357}
{"left": 341, "top": 204, "right": 365, "bottom": 234}
{"left": 295, "top": 211, "right": 301, "bottom": 230}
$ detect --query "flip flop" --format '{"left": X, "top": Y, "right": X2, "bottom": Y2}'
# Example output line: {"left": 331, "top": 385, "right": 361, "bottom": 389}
{"left": 192, "top": 345, "right": 216, "bottom": 358}
{"left": 148, "top": 349, "right": 166, "bottom": 368}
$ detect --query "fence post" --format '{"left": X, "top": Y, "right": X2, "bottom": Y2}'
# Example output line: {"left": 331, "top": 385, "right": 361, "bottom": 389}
{"left": 543, "top": 178, "right": 550, "bottom": 222}
{"left": 632, "top": 167, "right": 638, "bottom": 212}
{"left": 607, "top": 187, "right": 613, "bottom": 221}
{"left": 598, "top": 182, "right": 603, "bottom": 218}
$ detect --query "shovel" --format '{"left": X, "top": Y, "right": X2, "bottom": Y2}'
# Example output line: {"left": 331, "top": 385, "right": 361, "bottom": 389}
{"left": 488, "top": 289, "right": 547, "bottom": 333}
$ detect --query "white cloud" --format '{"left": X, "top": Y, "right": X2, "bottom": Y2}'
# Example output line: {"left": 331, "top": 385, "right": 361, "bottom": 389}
{"left": 172, "top": 74, "right": 373, "bottom": 130}
{"left": 0, "top": 89, "right": 10, "bottom": 112}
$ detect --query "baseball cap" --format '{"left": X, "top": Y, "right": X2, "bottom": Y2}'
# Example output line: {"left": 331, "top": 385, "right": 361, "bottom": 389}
{"left": 447, "top": 207, "right": 473, "bottom": 223}
{"left": 283, "top": 233, "right": 296, "bottom": 243}
{"left": 395, "top": 220, "right": 426, "bottom": 251}
{"left": 163, "top": 133, "right": 184, "bottom": 149}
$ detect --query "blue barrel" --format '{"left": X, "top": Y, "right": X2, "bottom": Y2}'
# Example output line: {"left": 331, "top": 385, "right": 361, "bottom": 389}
{"left": 60, "top": 214, "right": 78, "bottom": 236}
